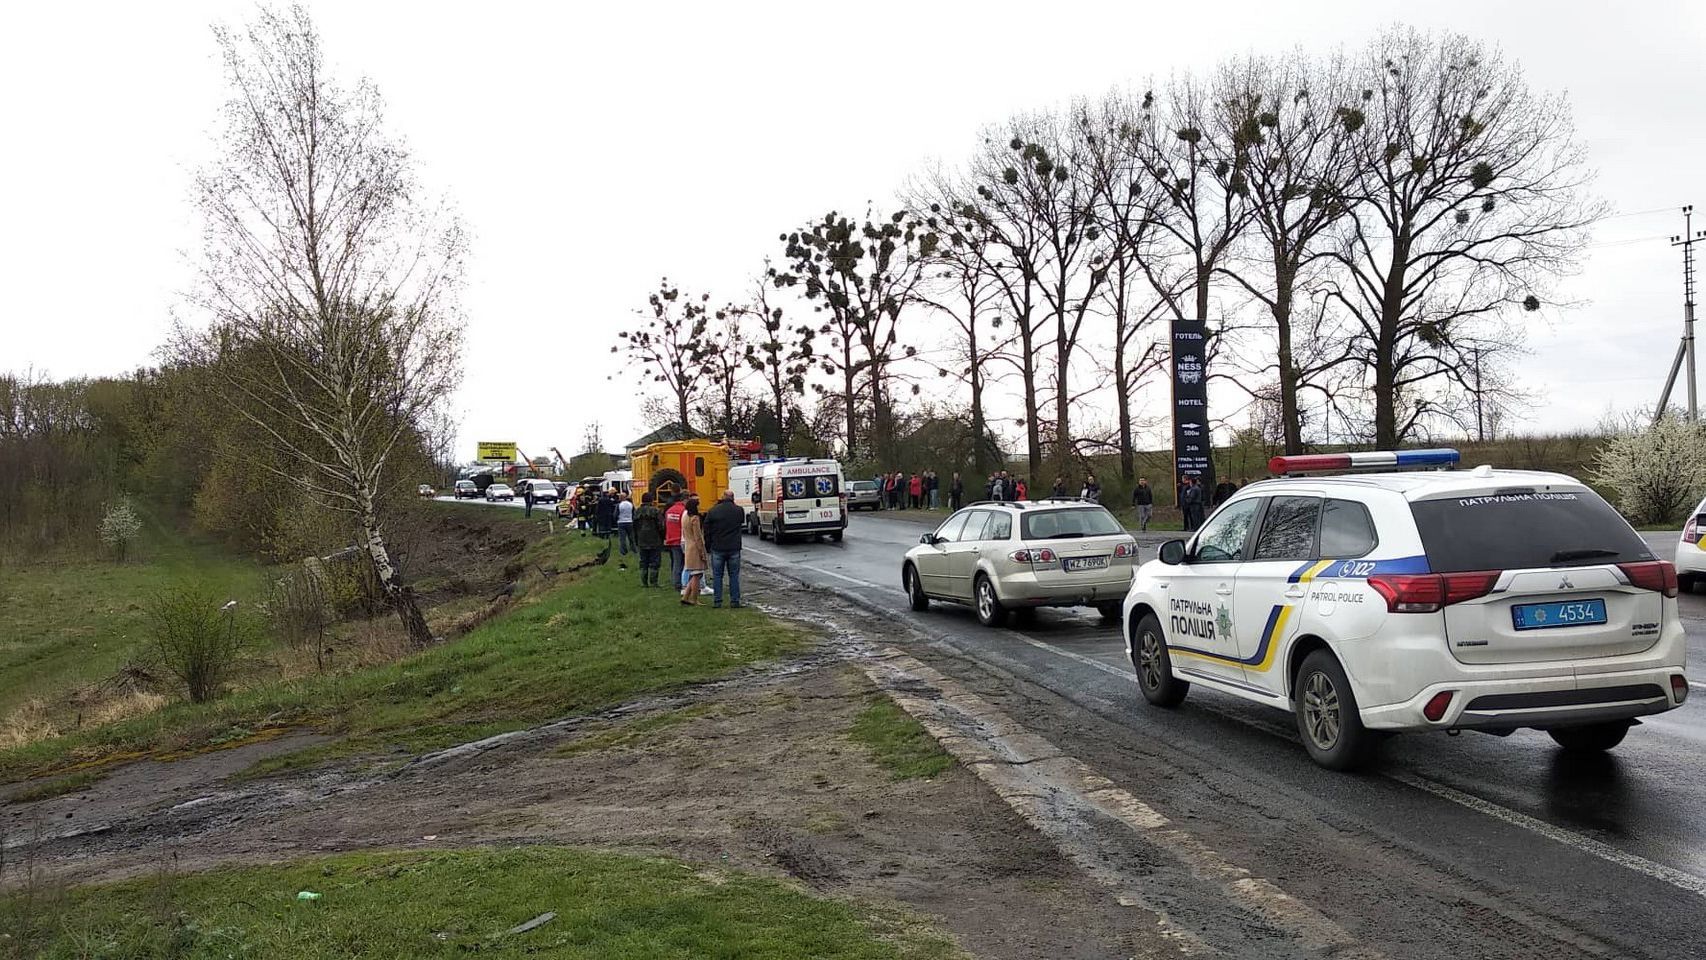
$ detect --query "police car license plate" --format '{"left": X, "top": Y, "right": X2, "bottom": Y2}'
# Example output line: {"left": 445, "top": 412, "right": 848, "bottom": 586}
{"left": 1063, "top": 556, "right": 1110, "bottom": 572}
{"left": 1510, "top": 598, "right": 1607, "bottom": 631}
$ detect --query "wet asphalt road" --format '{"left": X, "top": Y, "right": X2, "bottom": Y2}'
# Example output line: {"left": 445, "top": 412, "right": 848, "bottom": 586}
{"left": 743, "top": 512, "right": 1706, "bottom": 959}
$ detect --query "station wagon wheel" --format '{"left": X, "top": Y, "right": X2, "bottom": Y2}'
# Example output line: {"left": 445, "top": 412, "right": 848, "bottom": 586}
{"left": 1293, "top": 649, "right": 1376, "bottom": 771}
{"left": 974, "top": 575, "right": 1008, "bottom": 627}
{"left": 1131, "top": 612, "right": 1187, "bottom": 707}
{"left": 905, "top": 564, "right": 929, "bottom": 612}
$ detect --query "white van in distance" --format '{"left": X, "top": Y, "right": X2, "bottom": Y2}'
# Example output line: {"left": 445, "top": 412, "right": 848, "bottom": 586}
{"left": 756, "top": 459, "right": 848, "bottom": 543}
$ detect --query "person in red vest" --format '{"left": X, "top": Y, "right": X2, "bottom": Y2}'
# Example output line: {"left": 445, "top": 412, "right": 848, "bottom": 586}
{"left": 663, "top": 493, "right": 687, "bottom": 588}
{"left": 908, "top": 472, "right": 923, "bottom": 509}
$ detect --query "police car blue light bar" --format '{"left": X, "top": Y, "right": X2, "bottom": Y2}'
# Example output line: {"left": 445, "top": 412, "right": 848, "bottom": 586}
{"left": 1268, "top": 448, "right": 1460, "bottom": 475}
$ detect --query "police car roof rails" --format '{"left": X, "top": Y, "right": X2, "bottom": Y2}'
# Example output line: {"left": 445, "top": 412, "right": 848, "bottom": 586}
{"left": 967, "top": 499, "right": 1027, "bottom": 509}
{"left": 1030, "top": 496, "right": 1100, "bottom": 504}
{"left": 1267, "top": 448, "right": 1460, "bottom": 477}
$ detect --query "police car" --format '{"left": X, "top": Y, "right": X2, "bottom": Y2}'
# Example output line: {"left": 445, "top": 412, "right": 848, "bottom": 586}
{"left": 1123, "top": 450, "right": 1690, "bottom": 771}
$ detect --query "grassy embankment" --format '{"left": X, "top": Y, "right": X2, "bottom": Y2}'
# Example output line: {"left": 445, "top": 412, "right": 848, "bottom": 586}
{"left": 848, "top": 698, "right": 953, "bottom": 780}
{"left": 0, "top": 513, "right": 267, "bottom": 733}
{"left": 1, "top": 847, "right": 962, "bottom": 960}
{"left": 0, "top": 531, "right": 801, "bottom": 783}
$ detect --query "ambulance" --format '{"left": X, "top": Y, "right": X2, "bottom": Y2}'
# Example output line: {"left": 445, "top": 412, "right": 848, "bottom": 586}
{"left": 755, "top": 458, "right": 848, "bottom": 543}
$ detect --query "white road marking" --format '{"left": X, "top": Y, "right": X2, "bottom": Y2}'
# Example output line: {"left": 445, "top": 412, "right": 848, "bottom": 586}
{"left": 1010, "top": 632, "right": 1706, "bottom": 901}
{"left": 1691, "top": 680, "right": 1706, "bottom": 693}
{"left": 1384, "top": 769, "right": 1706, "bottom": 898}
{"left": 746, "top": 547, "right": 882, "bottom": 589}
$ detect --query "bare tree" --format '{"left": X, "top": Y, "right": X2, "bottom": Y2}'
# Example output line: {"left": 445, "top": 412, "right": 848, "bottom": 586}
{"left": 615, "top": 278, "right": 712, "bottom": 433}
{"left": 698, "top": 304, "right": 750, "bottom": 437}
{"left": 1330, "top": 28, "right": 1602, "bottom": 446}
{"left": 1209, "top": 52, "right": 1363, "bottom": 454}
{"left": 958, "top": 120, "right": 1057, "bottom": 481}
{"left": 182, "top": 4, "right": 463, "bottom": 648}
{"left": 772, "top": 207, "right": 936, "bottom": 464}
{"left": 739, "top": 270, "right": 815, "bottom": 456}
{"left": 1080, "top": 93, "right": 1174, "bottom": 481}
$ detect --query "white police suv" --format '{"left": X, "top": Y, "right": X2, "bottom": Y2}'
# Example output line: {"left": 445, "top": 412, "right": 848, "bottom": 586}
{"left": 1124, "top": 450, "right": 1690, "bottom": 771}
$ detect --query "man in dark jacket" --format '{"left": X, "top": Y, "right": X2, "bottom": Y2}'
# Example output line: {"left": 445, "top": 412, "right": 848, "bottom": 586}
{"left": 1181, "top": 476, "right": 1205, "bottom": 531}
{"left": 1132, "top": 478, "right": 1154, "bottom": 531}
{"left": 633, "top": 492, "right": 667, "bottom": 586}
{"left": 702, "top": 490, "right": 746, "bottom": 608}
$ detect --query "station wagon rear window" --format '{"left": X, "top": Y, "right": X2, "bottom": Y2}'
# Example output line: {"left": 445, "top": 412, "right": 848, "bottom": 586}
{"left": 1409, "top": 490, "right": 1652, "bottom": 573}
{"left": 1021, "top": 507, "right": 1123, "bottom": 540}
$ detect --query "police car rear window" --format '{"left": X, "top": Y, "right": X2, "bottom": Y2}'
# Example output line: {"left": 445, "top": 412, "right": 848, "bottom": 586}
{"left": 1409, "top": 490, "right": 1653, "bottom": 573}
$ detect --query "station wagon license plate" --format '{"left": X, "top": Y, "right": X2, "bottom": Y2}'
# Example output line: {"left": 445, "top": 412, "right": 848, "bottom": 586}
{"left": 1063, "top": 556, "right": 1110, "bottom": 572}
{"left": 1510, "top": 598, "right": 1607, "bottom": 631}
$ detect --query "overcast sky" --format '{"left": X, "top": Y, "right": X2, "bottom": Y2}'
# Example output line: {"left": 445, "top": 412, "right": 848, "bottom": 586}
{"left": 6, "top": 1, "right": 1705, "bottom": 462}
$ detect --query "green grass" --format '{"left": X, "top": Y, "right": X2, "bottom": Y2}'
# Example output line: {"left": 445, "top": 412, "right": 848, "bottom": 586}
{"left": 2, "top": 768, "right": 104, "bottom": 805}
{"left": 0, "top": 534, "right": 801, "bottom": 782}
{"left": 847, "top": 698, "right": 954, "bottom": 780}
{"left": 0, "top": 513, "right": 266, "bottom": 721}
{"left": 1, "top": 847, "right": 963, "bottom": 960}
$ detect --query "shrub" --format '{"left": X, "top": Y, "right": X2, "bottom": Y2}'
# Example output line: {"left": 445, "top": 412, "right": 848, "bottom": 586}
{"left": 265, "top": 566, "right": 332, "bottom": 672}
{"left": 146, "top": 586, "right": 257, "bottom": 703}
{"left": 1591, "top": 416, "right": 1706, "bottom": 526}
{"left": 98, "top": 496, "right": 143, "bottom": 562}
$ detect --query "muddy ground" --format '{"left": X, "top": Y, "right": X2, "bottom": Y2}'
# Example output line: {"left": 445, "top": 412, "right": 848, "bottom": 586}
{"left": 3, "top": 575, "right": 1146, "bottom": 960}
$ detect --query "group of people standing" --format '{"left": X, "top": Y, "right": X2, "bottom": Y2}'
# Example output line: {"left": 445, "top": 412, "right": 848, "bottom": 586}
{"left": 626, "top": 488, "right": 746, "bottom": 607}
{"left": 876, "top": 470, "right": 954, "bottom": 510}
{"left": 1173, "top": 475, "right": 1246, "bottom": 531}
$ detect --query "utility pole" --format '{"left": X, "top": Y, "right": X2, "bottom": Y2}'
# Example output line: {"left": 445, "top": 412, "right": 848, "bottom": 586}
{"left": 1657, "top": 205, "right": 1704, "bottom": 422}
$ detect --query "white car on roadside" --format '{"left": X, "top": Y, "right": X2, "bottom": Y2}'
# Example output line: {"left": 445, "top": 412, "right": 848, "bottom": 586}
{"left": 1124, "top": 450, "right": 1690, "bottom": 771}
{"left": 1675, "top": 495, "right": 1706, "bottom": 592}
{"left": 485, "top": 483, "right": 515, "bottom": 502}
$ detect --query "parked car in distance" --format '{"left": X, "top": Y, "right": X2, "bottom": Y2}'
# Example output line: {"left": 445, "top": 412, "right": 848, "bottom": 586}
{"left": 848, "top": 480, "right": 883, "bottom": 511}
{"left": 520, "top": 478, "right": 560, "bottom": 503}
{"left": 454, "top": 480, "right": 479, "bottom": 499}
{"left": 485, "top": 483, "right": 515, "bottom": 502}
{"left": 417, "top": 483, "right": 436, "bottom": 498}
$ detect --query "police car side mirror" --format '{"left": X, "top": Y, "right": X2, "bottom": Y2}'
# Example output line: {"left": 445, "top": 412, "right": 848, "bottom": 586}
{"left": 1158, "top": 539, "right": 1187, "bottom": 565}
{"left": 919, "top": 533, "right": 938, "bottom": 545}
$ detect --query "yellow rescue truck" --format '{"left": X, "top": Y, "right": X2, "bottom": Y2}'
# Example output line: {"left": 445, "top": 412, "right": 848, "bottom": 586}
{"left": 629, "top": 440, "right": 731, "bottom": 504}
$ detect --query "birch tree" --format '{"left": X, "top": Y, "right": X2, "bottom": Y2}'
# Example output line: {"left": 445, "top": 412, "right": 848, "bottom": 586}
{"left": 183, "top": 4, "right": 463, "bottom": 648}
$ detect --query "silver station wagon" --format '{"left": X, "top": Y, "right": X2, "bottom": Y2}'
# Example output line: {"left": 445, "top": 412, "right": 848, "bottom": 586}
{"left": 902, "top": 500, "right": 1139, "bottom": 626}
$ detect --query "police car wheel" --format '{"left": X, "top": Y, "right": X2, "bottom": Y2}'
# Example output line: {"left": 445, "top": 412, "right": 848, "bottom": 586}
{"left": 1548, "top": 721, "right": 1629, "bottom": 753}
{"left": 905, "top": 565, "right": 929, "bottom": 612}
{"left": 1294, "top": 650, "right": 1375, "bottom": 771}
{"left": 974, "top": 575, "right": 1008, "bottom": 627}
{"left": 1131, "top": 613, "right": 1188, "bottom": 707}
{"left": 829, "top": 530, "right": 843, "bottom": 542}
{"left": 1680, "top": 573, "right": 1699, "bottom": 594}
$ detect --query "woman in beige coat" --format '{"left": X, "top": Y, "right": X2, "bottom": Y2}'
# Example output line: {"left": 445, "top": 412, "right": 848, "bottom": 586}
{"left": 680, "top": 496, "right": 707, "bottom": 605}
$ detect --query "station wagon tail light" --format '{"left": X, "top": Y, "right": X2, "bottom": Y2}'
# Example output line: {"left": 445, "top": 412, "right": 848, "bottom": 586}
{"left": 1113, "top": 541, "right": 1138, "bottom": 558}
{"left": 1010, "top": 548, "right": 1057, "bottom": 563}
{"left": 1618, "top": 560, "right": 1678, "bottom": 598}
{"left": 1367, "top": 571, "right": 1499, "bottom": 613}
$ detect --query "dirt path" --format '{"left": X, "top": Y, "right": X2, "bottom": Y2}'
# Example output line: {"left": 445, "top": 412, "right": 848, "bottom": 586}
{"left": 3, "top": 577, "right": 1156, "bottom": 960}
